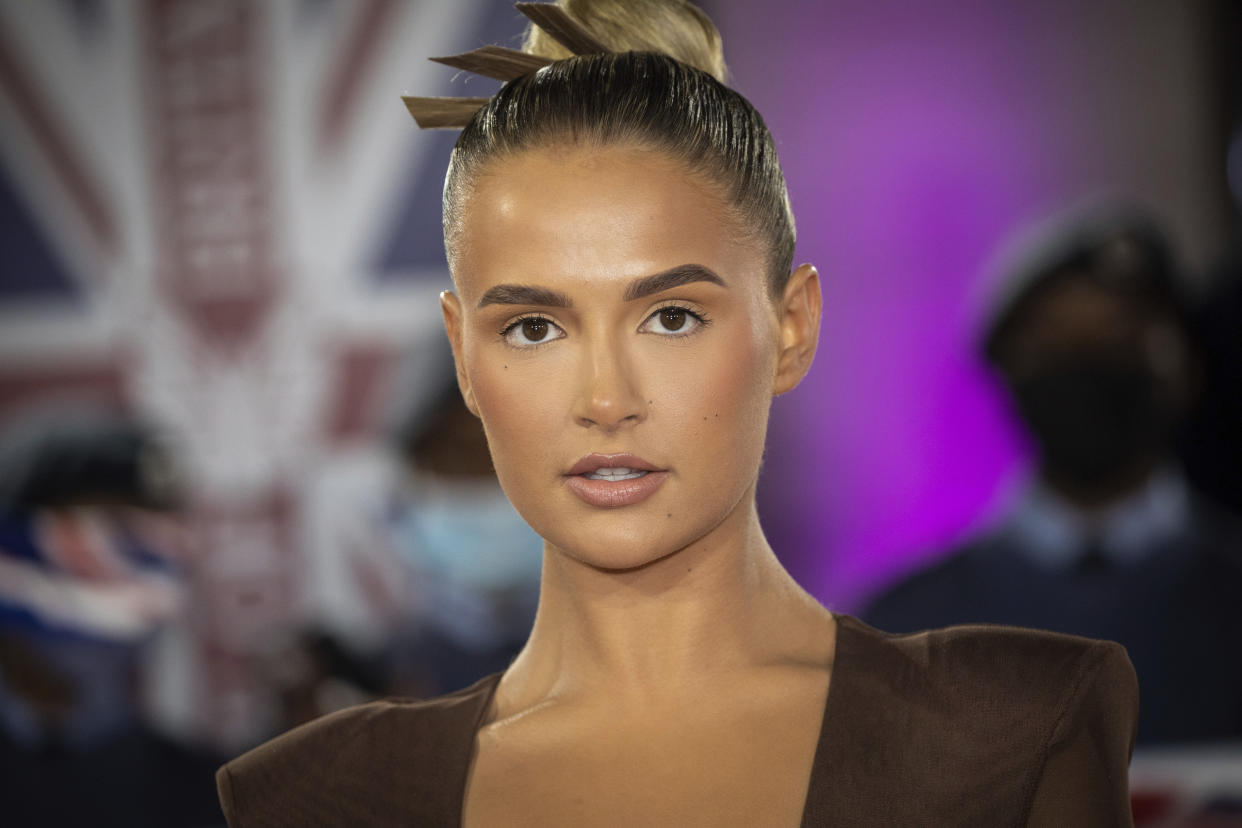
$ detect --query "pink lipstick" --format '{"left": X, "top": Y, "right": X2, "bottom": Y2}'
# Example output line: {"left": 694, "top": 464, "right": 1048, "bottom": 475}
{"left": 564, "top": 452, "right": 668, "bottom": 508}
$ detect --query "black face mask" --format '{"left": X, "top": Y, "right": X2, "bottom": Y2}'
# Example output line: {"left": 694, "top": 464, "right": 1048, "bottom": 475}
{"left": 1011, "top": 360, "right": 1168, "bottom": 490}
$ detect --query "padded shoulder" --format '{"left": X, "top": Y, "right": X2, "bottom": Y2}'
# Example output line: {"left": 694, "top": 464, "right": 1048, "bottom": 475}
{"left": 847, "top": 615, "right": 1117, "bottom": 694}
{"left": 217, "top": 674, "right": 500, "bottom": 827}
{"left": 802, "top": 616, "right": 1137, "bottom": 827}
{"left": 907, "top": 620, "right": 1124, "bottom": 706}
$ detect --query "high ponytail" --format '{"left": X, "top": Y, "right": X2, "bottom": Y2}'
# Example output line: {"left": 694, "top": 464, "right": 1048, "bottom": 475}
{"left": 521, "top": 0, "right": 728, "bottom": 83}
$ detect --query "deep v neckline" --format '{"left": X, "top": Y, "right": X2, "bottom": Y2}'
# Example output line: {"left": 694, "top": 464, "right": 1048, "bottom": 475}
{"left": 453, "top": 612, "right": 847, "bottom": 827}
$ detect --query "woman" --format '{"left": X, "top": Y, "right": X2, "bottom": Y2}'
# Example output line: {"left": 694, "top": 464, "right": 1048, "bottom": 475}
{"left": 217, "top": 2, "right": 1138, "bottom": 825}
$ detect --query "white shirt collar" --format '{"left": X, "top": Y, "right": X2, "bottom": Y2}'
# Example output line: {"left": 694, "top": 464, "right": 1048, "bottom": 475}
{"left": 1001, "top": 468, "right": 1191, "bottom": 570}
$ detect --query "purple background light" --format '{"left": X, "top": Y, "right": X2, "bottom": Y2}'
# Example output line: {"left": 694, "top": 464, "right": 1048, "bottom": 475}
{"left": 714, "top": 0, "right": 1228, "bottom": 609}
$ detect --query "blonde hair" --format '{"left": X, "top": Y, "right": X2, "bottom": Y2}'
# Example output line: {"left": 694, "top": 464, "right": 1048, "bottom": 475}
{"left": 522, "top": 0, "right": 728, "bottom": 83}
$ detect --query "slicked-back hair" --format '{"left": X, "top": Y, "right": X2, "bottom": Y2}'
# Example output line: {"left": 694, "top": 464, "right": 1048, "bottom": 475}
{"left": 442, "top": 51, "right": 796, "bottom": 296}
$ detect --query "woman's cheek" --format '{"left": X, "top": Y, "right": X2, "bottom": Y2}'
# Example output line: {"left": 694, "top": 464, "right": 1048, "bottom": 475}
{"left": 467, "top": 347, "right": 567, "bottom": 467}
{"left": 667, "top": 327, "right": 769, "bottom": 436}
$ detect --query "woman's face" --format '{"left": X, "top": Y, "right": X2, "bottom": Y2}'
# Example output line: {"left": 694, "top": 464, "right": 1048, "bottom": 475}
{"left": 442, "top": 144, "right": 818, "bottom": 570}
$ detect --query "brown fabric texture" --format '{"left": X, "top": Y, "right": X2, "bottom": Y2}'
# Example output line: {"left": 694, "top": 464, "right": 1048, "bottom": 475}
{"left": 218, "top": 615, "right": 1138, "bottom": 827}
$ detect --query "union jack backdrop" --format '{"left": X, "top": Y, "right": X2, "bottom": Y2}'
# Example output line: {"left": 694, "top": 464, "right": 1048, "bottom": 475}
{"left": 0, "top": 0, "right": 517, "bottom": 747}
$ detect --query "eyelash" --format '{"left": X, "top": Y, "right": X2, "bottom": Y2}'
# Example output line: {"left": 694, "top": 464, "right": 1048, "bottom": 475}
{"left": 497, "top": 304, "right": 711, "bottom": 348}
{"left": 643, "top": 303, "right": 712, "bottom": 337}
{"left": 499, "top": 313, "right": 564, "bottom": 349}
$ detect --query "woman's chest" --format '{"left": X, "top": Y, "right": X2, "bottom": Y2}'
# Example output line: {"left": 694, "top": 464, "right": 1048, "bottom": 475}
{"left": 461, "top": 691, "right": 827, "bottom": 827}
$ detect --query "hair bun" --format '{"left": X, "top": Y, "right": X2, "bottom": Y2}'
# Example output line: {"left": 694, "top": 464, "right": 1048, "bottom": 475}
{"left": 522, "top": 0, "right": 727, "bottom": 83}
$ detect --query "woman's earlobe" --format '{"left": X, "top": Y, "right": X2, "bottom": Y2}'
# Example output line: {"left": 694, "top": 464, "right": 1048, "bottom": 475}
{"left": 772, "top": 264, "right": 822, "bottom": 395}
{"left": 440, "top": 290, "right": 481, "bottom": 417}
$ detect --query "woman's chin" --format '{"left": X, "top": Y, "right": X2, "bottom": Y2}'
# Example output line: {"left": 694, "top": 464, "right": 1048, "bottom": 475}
{"left": 544, "top": 530, "right": 694, "bottom": 574}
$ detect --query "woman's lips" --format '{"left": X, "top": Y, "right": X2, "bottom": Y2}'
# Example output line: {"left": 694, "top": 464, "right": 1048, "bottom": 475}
{"left": 564, "top": 453, "right": 668, "bottom": 508}
{"left": 565, "top": 471, "right": 669, "bottom": 508}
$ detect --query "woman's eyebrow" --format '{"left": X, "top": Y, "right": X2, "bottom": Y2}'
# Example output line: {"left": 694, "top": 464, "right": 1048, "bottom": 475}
{"left": 478, "top": 284, "right": 573, "bottom": 308}
{"left": 476, "top": 264, "right": 726, "bottom": 308}
{"left": 623, "top": 264, "right": 726, "bottom": 301}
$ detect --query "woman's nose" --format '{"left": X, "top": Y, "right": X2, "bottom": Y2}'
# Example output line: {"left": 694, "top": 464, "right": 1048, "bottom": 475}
{"left": 573, "top": 341, "right": 646, "bottom": 431}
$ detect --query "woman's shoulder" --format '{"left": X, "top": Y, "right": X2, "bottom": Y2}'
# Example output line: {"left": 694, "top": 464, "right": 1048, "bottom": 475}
{"left": 217, "top": 673, "right": 500, "bottom": 827}
{"left": 811, "top": 615, "right": 1137, "bottom": 823}
{"left": 834, "top": 612, "right": 1136, "bottom": 716}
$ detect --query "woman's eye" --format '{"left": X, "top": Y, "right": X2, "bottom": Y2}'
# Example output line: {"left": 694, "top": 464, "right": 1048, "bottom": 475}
{"left": 502, "top": 316, "right": 565, "bottom": 347}
{"left": 640, "top": 306, "right": 705, "bottom": 336}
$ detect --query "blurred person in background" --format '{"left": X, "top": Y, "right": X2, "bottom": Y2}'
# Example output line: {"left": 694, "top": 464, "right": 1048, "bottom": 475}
{"left": 386, "top": 349, "right": 543, "bottom": 698}
{"left": 863, "top": 207, "right": 1242, "bottom": 745}
{"left": 0, "top": 414, "right": 222, "bottom": 827}
{"left": 278, "top": 338, "right": 542, "bottom": 730}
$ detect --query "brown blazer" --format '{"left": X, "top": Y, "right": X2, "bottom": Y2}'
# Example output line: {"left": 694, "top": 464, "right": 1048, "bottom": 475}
{"left": 217, "top": 615, "right": 1138, "bottom": 826}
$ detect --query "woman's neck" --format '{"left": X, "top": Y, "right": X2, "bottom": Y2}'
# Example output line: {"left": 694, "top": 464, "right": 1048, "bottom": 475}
{"left": 496, "top": 493, "right": 833, "bottom": 712}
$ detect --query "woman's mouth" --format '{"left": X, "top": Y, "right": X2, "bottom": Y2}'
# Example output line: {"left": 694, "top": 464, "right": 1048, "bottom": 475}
{"left": 565, "top": 454, "right": 668, "bottom": 507}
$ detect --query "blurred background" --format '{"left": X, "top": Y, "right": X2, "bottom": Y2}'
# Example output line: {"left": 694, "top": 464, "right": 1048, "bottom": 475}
{"left": 1, "top": 0, "right": 1239, "bottom": 825}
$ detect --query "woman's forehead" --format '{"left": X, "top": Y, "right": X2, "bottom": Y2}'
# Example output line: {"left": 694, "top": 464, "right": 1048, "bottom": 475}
{"left": 451, "top": 145, "right": 758, "bottom": 299}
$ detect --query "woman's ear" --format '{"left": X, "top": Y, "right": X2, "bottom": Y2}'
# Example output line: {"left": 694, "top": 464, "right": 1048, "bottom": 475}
{"left": 440, "top": 290, "right": 481, "bottom": 417}
{"left": 772, "top": 264, "right": 822, "bottom": 395}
